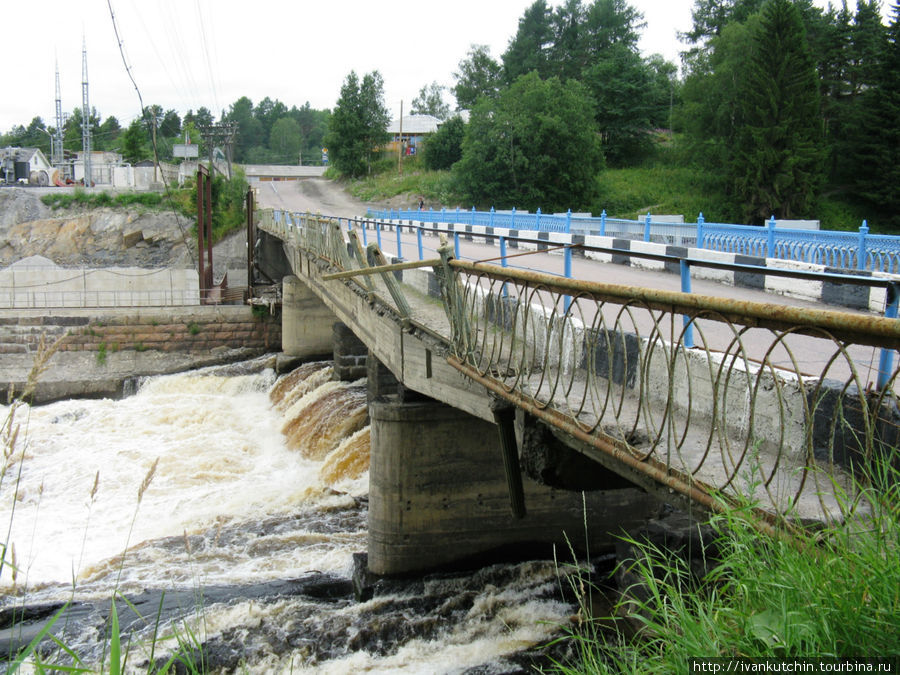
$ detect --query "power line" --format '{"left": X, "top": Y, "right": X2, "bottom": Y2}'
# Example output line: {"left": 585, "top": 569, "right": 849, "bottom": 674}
{"left": 106, "top": 0, "right": 196, "bottom": 268}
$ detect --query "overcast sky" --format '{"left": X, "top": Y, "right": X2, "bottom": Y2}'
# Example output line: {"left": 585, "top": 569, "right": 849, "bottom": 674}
{"left": 1, "top": 0, "right": 887, "bottom": 134}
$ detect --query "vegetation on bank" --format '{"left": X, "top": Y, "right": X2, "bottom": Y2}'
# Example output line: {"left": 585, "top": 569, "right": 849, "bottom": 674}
{"left": 38, "top": 169, "right": 249, "bottom": 245}
{"left": 550, "top": 450, "right": 900, "bottom": 673}
{"left": 341, "top": 146, "right": 873, "bottom": 232}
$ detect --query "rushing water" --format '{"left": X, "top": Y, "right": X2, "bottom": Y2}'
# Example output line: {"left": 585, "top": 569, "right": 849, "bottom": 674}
{"left": 0, "top": 358, "right": 580, "bottom": 672}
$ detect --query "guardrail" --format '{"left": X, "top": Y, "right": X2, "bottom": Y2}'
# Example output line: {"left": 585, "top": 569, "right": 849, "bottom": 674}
{"left": 368, "top": 207, "right": 900, "bottom": 274}
{"left": 261, "top": 208, "right": 900, "bottom": 529}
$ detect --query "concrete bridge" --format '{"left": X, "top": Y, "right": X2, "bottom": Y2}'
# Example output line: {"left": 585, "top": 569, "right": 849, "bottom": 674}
{"left": 255, "top": 209, "right": 900, "bottom": 575}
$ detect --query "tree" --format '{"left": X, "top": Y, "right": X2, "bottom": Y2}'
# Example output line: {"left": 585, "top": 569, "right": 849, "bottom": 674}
{"left": 854, "top": 1, "right": 900, "bottom": 225}
{"left": 582, "top": 43, "right": 658, "bottom": 165}
{"left": 160, "top": 110, "right": 181, "bottom": 138}
{"left": 423, "top": 115, "right": 465, "bottom": 170}
{"left": 681, "top": 0, "right": 765, "bottom": 50}
{"left": 255, "top": 97, "right": 288, "bottom": 142}
{"left": 452, "top": 45, "right": 504, "bottom": 109}
{"left": 326, "top": 70, "right": 390, "bottom": 177}
{"left": 730, "top": 0, "right": 824, "bottom": 222}
{"left": 121, "top": 118, "right": 149, "bottom": 163}
{"left": 455, "top": 72, "right": 603, "bottom": 211}
{"left": 290, "top": 103, "right": 330, "bottom": 164}
{"left": 269, "top": 116, "right": 302, "bottom": 162}
{"left": 96, "top": 116, "right": 122, "bottom": 151}
{"left": 223, "top": 96, "right": 263, "bottom": 161}
{"left": 411, "top": 82, "right": 450, "bottom": 120}
{"left": 503, "top": 1, "right": 555, "bottom": 81}
{"left": 185, "top": 107, "right": 214, "bottom": 129}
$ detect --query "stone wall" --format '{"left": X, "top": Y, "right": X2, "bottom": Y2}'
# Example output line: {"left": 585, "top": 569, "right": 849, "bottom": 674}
{"left": 1, "top": 306, "right": 281, "bottom": 403}
{"left": 1, "top": 307, "right": 280, "bottom": 356}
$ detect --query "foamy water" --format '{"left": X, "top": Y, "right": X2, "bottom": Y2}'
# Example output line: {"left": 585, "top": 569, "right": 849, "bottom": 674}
{"left": 0, "top": 359, "right": 576, "bottom": 672}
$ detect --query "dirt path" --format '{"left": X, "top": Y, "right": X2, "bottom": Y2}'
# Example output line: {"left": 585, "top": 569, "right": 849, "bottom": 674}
{"left": 254, "top": 178, "right": 372, "bottom": 218}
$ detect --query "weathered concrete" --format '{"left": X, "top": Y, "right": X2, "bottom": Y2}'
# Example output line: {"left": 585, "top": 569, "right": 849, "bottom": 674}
{"left": 282, "top": 275, "right": 336, "bottom": 359}
{"left": 332, "top": 322, "right": 367, "bottom": 381}
{"left": 367, "top": 396, "right": 657, "bottom": 576}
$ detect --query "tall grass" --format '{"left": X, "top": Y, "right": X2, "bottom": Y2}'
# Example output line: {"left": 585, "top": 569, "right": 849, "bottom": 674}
{"left": 548, "top": 452, "right": 900, "bottom": 673}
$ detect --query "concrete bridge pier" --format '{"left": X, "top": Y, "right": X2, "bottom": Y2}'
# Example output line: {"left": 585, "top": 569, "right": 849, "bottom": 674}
{"left": 282, "top": 275, "right": 337, "bottom": 359}
{"left": 367, "top": 394, "right": 658, "bottom": 576}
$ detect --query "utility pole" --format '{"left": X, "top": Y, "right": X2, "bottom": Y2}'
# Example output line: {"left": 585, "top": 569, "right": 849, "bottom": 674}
{"left": 53, "top": 62, "right": 65, "bottom": 181}
{"left": 81, "top": 38, "right": 92, "bottom": 188}
{"left": 199, "top": 123, "right": 238, "bottom": 178}
{"left": 398, "top": 100, "right": 403, "bottom": 176}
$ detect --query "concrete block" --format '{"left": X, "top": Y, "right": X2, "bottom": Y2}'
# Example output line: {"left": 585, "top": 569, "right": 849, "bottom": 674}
{"left": 367, "top": 397, "right": 657, "bottom": 575}
{"left": 282, "top": 275, "right": 337, "bottom": 358}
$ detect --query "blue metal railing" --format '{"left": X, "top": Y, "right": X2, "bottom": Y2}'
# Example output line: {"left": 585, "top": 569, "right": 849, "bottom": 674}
{"left": 367, "top": 207, "right": 900, "bottom": 274}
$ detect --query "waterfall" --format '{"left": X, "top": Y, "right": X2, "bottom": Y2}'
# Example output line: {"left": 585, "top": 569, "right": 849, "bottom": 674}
{"left": 0, "top": 359, "right": 577, "bottom": 672}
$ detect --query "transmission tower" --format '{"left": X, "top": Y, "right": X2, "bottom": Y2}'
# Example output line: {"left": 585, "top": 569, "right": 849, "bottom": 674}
{"left": 53, "top": 62, "right": 65, "bottom": 180}
{"left": 81, "top": 38, "right": 92, "bottom": 187}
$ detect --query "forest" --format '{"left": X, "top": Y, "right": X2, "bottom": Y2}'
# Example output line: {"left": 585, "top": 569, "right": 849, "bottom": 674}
{"left": 2, "top": 0, "right": 897, "bottom": 229}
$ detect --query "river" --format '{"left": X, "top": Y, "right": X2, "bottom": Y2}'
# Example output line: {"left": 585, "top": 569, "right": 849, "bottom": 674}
{"left": 0, "top": 357, "right": 584, "bottom": 673}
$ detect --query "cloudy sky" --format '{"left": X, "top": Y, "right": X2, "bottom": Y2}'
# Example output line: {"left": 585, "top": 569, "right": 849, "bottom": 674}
{"left": 0, "top": 0, "right": 886, "bottom": 134}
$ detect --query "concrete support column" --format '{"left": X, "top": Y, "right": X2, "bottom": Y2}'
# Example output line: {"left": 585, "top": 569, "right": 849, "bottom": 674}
{"left": 367, "top": 396, "right": 658, "bottom": 576}
{"left": 332, "top": 322, "right": 367, "bottom": 381}
{"left": 282, "top": 275, "right": 337, "bottom": 358}
{"left": 366, "top": 351, "right": 401, "bottom": 403}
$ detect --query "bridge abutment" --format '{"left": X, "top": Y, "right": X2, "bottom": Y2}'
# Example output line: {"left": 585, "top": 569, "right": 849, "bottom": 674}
{"left": 367, "top": 396, "right": 658, "bottom": 576}
{"left": 282, "top": 275, "right": 337, "bottom": 359}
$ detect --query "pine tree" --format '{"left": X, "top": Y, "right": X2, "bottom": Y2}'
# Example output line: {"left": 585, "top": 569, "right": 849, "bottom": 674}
{"left": 863, "top": 1, "right": 900, "bottom": 227}
{"left": 325, "top": 71, "right": 390, "bottom": 177}
{"left": 502, "top": 0, "right": 555, "bottom": 81}
{"left": 729, "top": 0, "right": 824, "bottom": 223}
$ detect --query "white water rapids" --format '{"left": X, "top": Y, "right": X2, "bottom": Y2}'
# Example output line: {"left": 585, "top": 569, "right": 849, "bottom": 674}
{"left": 0, "top": 358, "right": 580, "bottom": 673}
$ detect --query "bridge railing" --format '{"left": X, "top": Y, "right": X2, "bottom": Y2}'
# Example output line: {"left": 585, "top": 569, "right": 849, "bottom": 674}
{"left": 260, "top": 208, "right": 900, "bottom": 528}
{"left": 441, "top": 258, "right": 900, "bottom": 528}
{"left": 369, "top": 208, "right": 900, "bottom": 273}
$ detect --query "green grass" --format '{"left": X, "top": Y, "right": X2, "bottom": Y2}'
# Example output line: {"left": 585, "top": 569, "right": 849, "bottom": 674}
{"left": 337, "top": 142, "right": 893, "bottom": 232}
{"left": 41, "top": 189, "right": 192, "bottom": 217}
{"left": 549, "top": 452, "right": 900, "bottom": 673}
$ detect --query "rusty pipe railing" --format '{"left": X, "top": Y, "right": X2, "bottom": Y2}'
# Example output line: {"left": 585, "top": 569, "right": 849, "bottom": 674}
{"left": 259, "top": 209, "right": 900, "bottom": 526}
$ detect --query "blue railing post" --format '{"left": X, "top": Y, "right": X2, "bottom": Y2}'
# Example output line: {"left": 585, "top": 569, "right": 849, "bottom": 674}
{"left": 471, "top": 206, "right": 476, "bottom": 225}
{"left": 511, "top": 207, "right": 516, "bottom": 230}
{"left": 697, "top": 213, "right": 705, "bottom": 249}
{"left": 500, "top": 235, "right": 509, "bottom": 298}
{"left": 456, "top": 206, "right": 461, "bottom": 223}
{"left": 857, "top": 220, "right": 869, "bottom": 271}
{"left": 680, "top": 260, "right": 695, "bottom": 349}
{"left": 490, "top": 206, "right": 495, "bottom": 229}
{"left": 600, "top": 209, "right": 607, "bottom": 236}
{"left": 396, "top": 222, "right": 403, "bottom": 259}
{"left": 564, "top": 245, "right": 573, "bottom": 313}
{"left": 767, "top": 215, "right": 777, "bottom": 258}
{"left": 566, "top": 208, "right": 572, "bottom": 234}
{"left": 644, "top": 213, "right": 652, "bottom": 242}
{"left": 454, "top": 231, "right": 461, "bottom": 259}
{"left": 877, "top": 282, "right": 898, "bottom": 390}
{"left": 536, "top": 207, "right": 542, "bottom": 231}
{"left": 376, "top": 220, "right": 382, "bottom": 250}
{"left": 416, "top": 225, "right": 423, "bottom": 261}
{"left": 441, "top": 207, "right": 446, "bottom": 224}
{"left": 362, "top": 220, "right": 368, "bottom": 246}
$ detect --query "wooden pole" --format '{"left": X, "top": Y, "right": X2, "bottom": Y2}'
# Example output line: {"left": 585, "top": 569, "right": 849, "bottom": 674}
{"left": 322, "top": 257, "right": 442, "bottom": 281}
{"left": 398, "top": 100, "right": 403, "bottom": 176}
